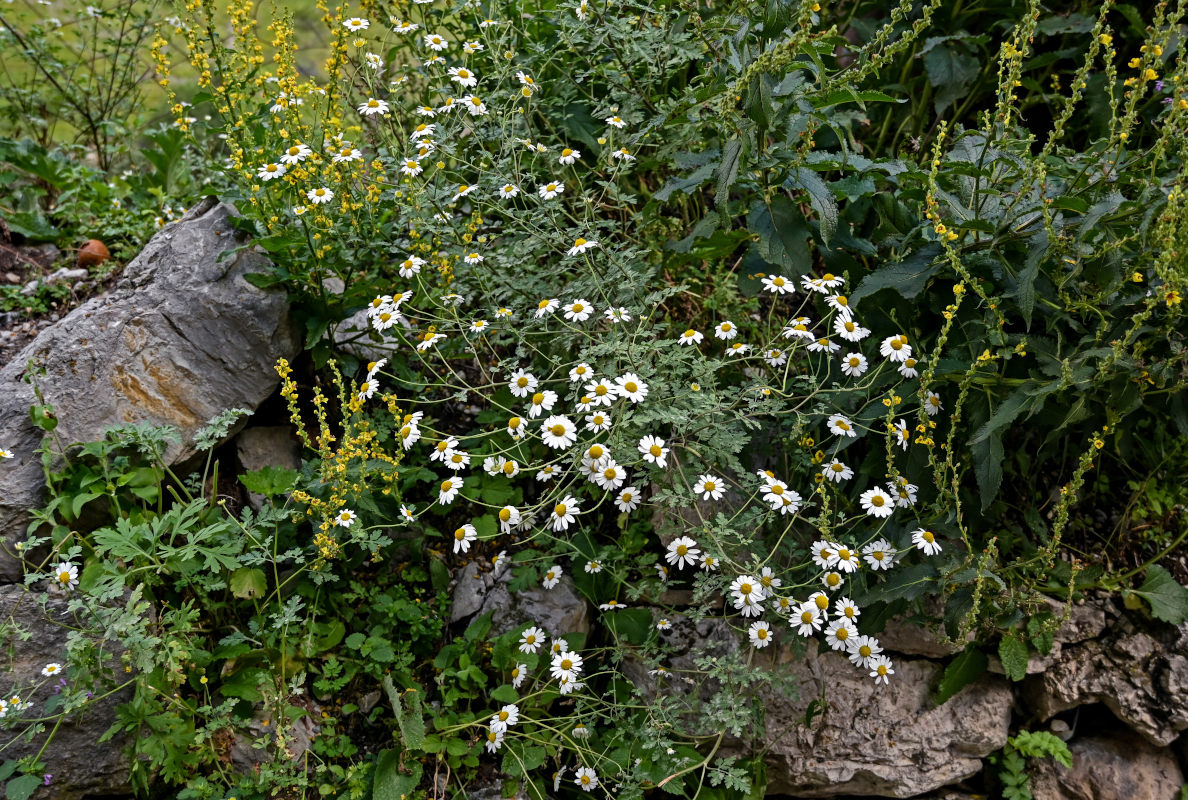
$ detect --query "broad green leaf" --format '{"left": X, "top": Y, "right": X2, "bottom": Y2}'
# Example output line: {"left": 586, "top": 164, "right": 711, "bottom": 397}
{"left": 746, "top": 197, "right": 811, "bottom": 274}
{"left": 5, "top": 775, "right": 40, "bottom": 800}
{"left": 998, "top": 634, "right": 1029, "bottom": 682}
{"left": 785, "top": 167, "right": 838, "bottom": 246}
{"left": 850, "top": 244, "right": 943, "bottom": 304}
{"left": 1134, "top": 565, "right": 1188, "bottom": 624}
{"left": 239, "top": 466, "right": 298, "bottom": 497}
{"left": 933, "top": 645, "right": 988, "bottom": 705}
{"left": 715, "top": 137, "right": 743, "bottom": 212}
{"left": 972, "top": 432, "right": 1004, "bottom": 511}
{"left": 923, "top": 40, "right": 981, "bottom": 114}
{"left": 229, "top": 568, "right": 267, "bottom": 599}
{"left": 372, "top": 750, "right": 422, "bottom": 800}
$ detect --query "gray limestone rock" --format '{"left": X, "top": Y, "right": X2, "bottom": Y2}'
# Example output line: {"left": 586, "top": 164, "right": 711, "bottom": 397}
{"left": 236, "top": 426, "right": 302, "bottom": 510}
{"left": 1022, "top": 605, "right": 1188, "bottom": 746}
{"left": 0, "top": 197, "right": 298, "bottom": 581}
{"left": 450, "top": 560, "right": 589, "bottom": 638}
{"left": 629, "top": 617, "right": 1012, "bottom": 798}
{"left": 1030, "top": 729, "right": 1183, "bottom": 800}
{"left": 0, "top": 584, "right": 133, "bottom": 799}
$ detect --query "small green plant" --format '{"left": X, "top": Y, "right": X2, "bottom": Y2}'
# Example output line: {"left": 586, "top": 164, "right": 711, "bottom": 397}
{"left": 994, "top": 730, "right": 1073, "bottom": 800}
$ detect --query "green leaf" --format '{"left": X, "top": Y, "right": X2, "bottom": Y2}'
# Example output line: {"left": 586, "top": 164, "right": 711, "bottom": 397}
{"left": 239, "top": 466, "right": 299, "bottom": 498}
{"left": 785, "top": 168, "right": 838, "bottom": 246}
{"left": 972, "top": 432, "right": 1004, "bottom": 511}
{"left": 933, "top": 645, "right": 988, "bottom": 705}
{"left": 372, "top": 751, "right": 422, "bottom": 800}
{"left": 850, "top": 244, "right": 943, "bottom": 304}
{"left": 5, "top": 775, "right": 41, "bottom": 800}
{"left": 383, "top": 676, "right": 426, "bottom": 750}
{"left": 229, "top": 568, "right": 267, "bottom": 599}
{"left": 922, "top": 40, "right": 980, "bottom": 114}
{"left": 1134, "top": 565, "right": 1188, "bottom": 624}
{"left": 715, "top": 137, "right": 743, "bottom": 212}
{"left": 746, "top": 197, "right": 811, "bottom": 274}
{"left": 998, "top": 634, "right": 1029, "bottom": 682}
{"left": 490, "top": 684, "right": 518, "bottom": 703}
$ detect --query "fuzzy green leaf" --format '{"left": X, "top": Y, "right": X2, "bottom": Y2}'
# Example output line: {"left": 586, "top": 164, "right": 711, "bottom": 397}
{"left": 998, "top": 635, "right": 1029, "bottom": 682}
{"left": 1134, "top": 565, "right": 1188, "bottom": 624}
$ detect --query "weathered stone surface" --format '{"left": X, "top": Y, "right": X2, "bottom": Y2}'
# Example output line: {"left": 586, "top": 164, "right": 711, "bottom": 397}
{"left": 762, "top": 647, "right": 1011, "bottom": 797}
{"left": 236, "top": 426, "right": 302, "bottom": 510}
{"left": 1030, "top": 730, "right": 1183, "bottom": 800}
{"left": 628, "top": 617, "right": 1012, "bottom": 798}
{"left": 0, "top": 584, "right": 132, "bottom": 799}
{"left": 450, "top": 560, "right": 589, "bottom": 638}
{"left": 0, "top": 197, "right": 298, "bottom": 581}
{"left": 1021, "top": 606, "right": 1188, "bottom": 745}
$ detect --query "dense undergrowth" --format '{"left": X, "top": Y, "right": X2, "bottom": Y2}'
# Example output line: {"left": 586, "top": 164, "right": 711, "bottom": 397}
{"left": 1, "top": 0, "right": 1187, "bottom": 798}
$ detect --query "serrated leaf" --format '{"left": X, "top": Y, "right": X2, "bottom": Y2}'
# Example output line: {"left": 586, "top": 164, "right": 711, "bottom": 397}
{"left": 239, "top": 465, "right": 298, "bottom": 498}
{"left": 998, "top": 634, "right": 1029, "bottom": 682}
{"left": 373, "top": 750, "right": 422, "bottom": 800}
{"left": 786, "top": 167, "right": 838, "bottom": 246}
{"left": 715, "top": 137, "right": 743, "bottom": 211}
{"left": 934, "top": 645, "right": 988, "bottom": 705}
{"left": 1134, "top": 565, "right": 1188, "bottom": 624}
{"left": 850, "top": 244, "right": 943, "bottom": 304}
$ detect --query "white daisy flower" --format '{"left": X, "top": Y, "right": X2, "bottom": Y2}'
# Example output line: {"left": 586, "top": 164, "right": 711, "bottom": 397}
{"left": 859, "top": 486, "right": 894, "bottom": 518}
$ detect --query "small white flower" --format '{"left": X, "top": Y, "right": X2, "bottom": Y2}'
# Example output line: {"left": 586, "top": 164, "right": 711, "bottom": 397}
{"left": 748, "top": 620, "right": 773, "bottom": 648}
{"left": 41, "top": 663, "right": 62, "bottom": 677}
{"left": 538, "top": 180, "right": 564, "bottom": 199}
{"left": 558, "top": 147, "right": 581, "bottom": 165}
{"left": 358, "top": 97, "right": 390, "bottom": 116}
{"left": 306, "top": 187, "right": 334, "bottom": 204}
{"left": 566, "top": 237, "right": 597, "bottom": 256}
{"left": 335, "top": 508, "right": 357, "bottom": 528}
{"left": 911, "top": 528, "right": 943, "bottom": 556}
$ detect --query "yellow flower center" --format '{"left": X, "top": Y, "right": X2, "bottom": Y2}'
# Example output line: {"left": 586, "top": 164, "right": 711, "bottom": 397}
{"left": 589, "top": 445, "right": 604, "bottom": 459}
{"left": 560, "top": 659, "right": 572, "bottom": 670}
{"left": 555, "top": 504, "right": 567, "bottom": 516}
{"left": 771, "top": 485, "right": 784, "bottom": 495}
{"left": 836, "top": 627, "right": 849, "bottom": 640}
{"left": 815, "top": 595, "right": 829, "bottom": 610}
{"left": 550, "top": 424, "right": 566, "bottom": 437}
{"left": 801, "top": 611, "right": 814, "bottom": 624}
{"left": 532, "top": 392, "right": 545, "bottom": 405}
{"left": 624, "top": 381, "right": 638, "bottom": 392}
{"left": 740, "top": 583, "right": 753, "bottom": 595}
{"left": 594, "top": 385, "right": 608, "bottom": 396}
{"left": 502, "top": 462, "right": 517, "bottom": 475}
{"left": 441, "top": 480, "right": 453, "bottom": 492}
{"left": 923, "top": 531, "right": 935, "bottom": 542}
{"left": 871, "top": 495, "right": 885, "bottom": 507}
{"left": 683, "top": 329, "right": 696, "bottom": 338}
{"left": 837, "top": 549, "right": 850, "bottom": 560}
{"left": 676, "top": 545, "right": 688, "bottom": 556}
{"left": 499, "top": 509, "right": 512, "bottom": 522}
{"left": 574, "top": 237, "right": 586, "bottom": 246}
{"left": 454, "top": 528, "right": 467, "bottom": 540}
{"left": 649, "top": 445, "right": 662, "bottom": 457}
{"left": 509, "top": 417, "right": 521, "bottom": 428}
{"left": 703, "top": 481, "right": 716, "bottom": 491}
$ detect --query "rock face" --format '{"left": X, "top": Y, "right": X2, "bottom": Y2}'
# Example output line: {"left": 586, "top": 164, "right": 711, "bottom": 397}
{"left": 1022, "top": 603, "right": 1188, "bottom": 745}
{"left": 0, "top": 585, "right": 132, "bottom": 799}
{"left": 1029, "top": 729, "right": 1184, "bottom": 800}
{"left": 0, "top": 197, "right": 297, "bottom": 581}
{"left": 450, "top": 560, "right": 589, "bottom": 638}
{"left": 630, "top": 617, "right": 1012, "bottom": 798}
{"left": 762, "top": 647, "right": 1012, "bottom": 798}
{"left": 236, "top": 426, "right": 302, "bottom": 510}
